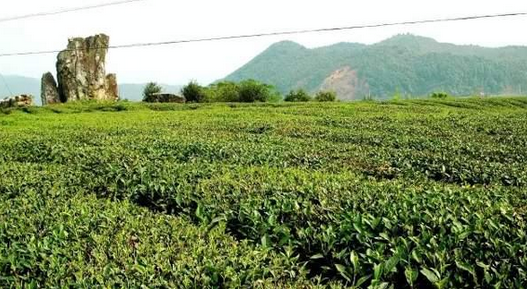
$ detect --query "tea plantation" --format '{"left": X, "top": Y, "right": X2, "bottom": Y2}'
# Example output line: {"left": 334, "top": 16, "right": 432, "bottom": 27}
{"left": 1, "top": 98, "right": 527, "bottom": 288}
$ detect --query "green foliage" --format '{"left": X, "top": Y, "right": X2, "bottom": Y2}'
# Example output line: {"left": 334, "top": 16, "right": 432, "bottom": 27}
{"left": 142, "top": 82, "right": 162, "bottom": 102}
{"left": 2, "top": 97, "right": 527, "bottom": 287}
{"left": 284, "top": 89, "right": 312, "bottom": 102}
{"left": 182, "top": 81, "right": 207, "bottom": 103}
{"left": 392, "top": 89, "right": 402, "bottom": 101}
{"left": 315, "top": 91, "right": 337, "bottom": 102}
{"left": 143, "top": 80, "right": 283, "bottom": 104}
{"left": 238, "top": 79, "right": 281, "bottom": 102}
{"left": 430, "top": 92, "right": 450, "bottom": 99}
{"left": 143, "top": 93, "right": 185, "bottom": 103}
{"left": 0, "top": 190, "right": 308, "bottom": 288}
{"left": 206, "top": 81, "right": 241, "bottom": 102}
{"left": 224, "top": 35, "right": 527, "bottom": 99}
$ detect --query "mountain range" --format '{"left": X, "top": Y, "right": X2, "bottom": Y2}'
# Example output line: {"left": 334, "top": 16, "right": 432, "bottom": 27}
{"left": 224, "top": 34, "right": 527, "bottom": 100}
{"left": 3, "top": 34, "right": 527, "bottom": 103}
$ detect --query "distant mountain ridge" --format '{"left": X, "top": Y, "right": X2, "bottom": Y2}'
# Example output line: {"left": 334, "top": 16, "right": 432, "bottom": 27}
{"left": 0, "top": 75, "right": 40, "bottom": 103}
{"left": 224, "top": 34, "right": 527, "bottom": 99}
{"left": 0, "top": 75, "right": 182, "bottom": 105}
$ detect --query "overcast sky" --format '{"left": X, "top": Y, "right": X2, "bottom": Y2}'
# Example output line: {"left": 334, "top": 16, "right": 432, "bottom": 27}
{"left": 1, "top": 0, "right": 526, "bottom": 85}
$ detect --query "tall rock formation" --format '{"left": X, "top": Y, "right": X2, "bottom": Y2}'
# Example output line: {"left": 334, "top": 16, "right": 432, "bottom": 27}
{"left": 105, "top": 74, "right": 118, "bottom": 100}
{"left": 40, "top": 34, "right": 119, "bottom": 105}
{"left": 41, "top": 72, "right": 60, "bottom": 105}
{"left": 57, "top": 34, "right": 119, "bottom": 101}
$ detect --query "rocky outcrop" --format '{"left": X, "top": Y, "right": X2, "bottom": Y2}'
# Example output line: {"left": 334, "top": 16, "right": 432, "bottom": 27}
{"left": 320, "top": 66, "right": 370, "bottom": 101}
{"left": 40, "top": 34, "right": 119, "bottom": 105}
{"left": 0, "top": 95, "right": 34, "bottom": 108}
{"left": 105, "top": 74, "right": 118, "bottom": 99}
{"left": 56, "top": 34, "right": 119, "bottom": 102}
{"left": 41, "top": 72, "right": 60, "bottom": 105}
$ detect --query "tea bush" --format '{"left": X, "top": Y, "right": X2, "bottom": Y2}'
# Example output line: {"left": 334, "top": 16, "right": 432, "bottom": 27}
{"left": 1, "top": 97, "right": 527, "bottom": 288}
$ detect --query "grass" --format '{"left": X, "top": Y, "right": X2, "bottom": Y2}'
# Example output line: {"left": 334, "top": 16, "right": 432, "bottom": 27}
{"left": 1, "top": 97, "right": 527, "bottom": 288}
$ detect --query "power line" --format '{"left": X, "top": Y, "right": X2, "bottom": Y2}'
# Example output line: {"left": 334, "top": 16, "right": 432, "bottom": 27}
{"left": 0, "top": 73, "right": 14, "bottom": 97}
{"left": 0, "top": 0, "right": 147, "bottom": 23}
{"left": 0, "top": 11, "right": 526, "bottom": 58}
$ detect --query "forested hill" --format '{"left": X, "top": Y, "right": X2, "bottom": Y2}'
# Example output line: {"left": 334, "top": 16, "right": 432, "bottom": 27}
{"left": 224, "top": 34, "right": 527, "bottom": 100}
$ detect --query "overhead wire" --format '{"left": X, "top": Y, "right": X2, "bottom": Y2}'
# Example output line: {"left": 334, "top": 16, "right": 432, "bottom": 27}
{"left": 0, "top": 0, "right": 147, "bottom": 23}
{"left": 0, "top": 11, "right": 526, "bottom": 58}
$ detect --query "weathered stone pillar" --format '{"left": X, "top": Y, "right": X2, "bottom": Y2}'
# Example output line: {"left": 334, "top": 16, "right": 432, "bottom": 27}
{"left": 55, "top": 34, "right": 119, "bottom": 102}
{"left": 41, "top": 72, "right": 60, "bottom": 105}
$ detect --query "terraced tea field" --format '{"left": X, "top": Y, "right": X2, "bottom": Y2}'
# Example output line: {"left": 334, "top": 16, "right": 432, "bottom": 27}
{"left": 1, "top": 98, "right": 527, "bottom": 288}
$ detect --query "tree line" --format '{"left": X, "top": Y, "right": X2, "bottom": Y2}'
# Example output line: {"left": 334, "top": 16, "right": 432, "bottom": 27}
{"left": 142, "top": 80, "right": 337, "bottom": 103}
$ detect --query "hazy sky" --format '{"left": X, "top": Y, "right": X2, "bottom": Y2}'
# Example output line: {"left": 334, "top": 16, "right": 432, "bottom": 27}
{"left": 1, "top": 0, "right": 526, "bottom": 84}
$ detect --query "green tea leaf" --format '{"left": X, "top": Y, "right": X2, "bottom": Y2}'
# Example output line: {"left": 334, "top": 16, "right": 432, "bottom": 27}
{"left": 350, "top": 250, "right": 359, "bottom": 272}
{"left": 335, "top": 264, "right": 351, "bottom": 282}
{"left": 310, "top": 253, "right": 324, "bottom": 260}
{"left": 421, "top": 267, "right": 439, "bottom": 283}
{"left": 405, "top": 267, "right": 418, "bottom": 286}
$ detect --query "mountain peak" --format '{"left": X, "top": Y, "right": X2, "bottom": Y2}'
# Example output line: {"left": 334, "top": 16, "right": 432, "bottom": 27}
{"left": 377, "top": 33, "right": 438, "bottom": 47}
{"left": 267, "top": 40, "right": 306, "bottom": 50}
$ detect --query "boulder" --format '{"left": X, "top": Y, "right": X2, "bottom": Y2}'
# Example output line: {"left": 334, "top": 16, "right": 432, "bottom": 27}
{"left": 41, "top": 72, "right": 60, "bottom": 105}
{"left": 0, "top": 94, "right": 34, "bottom": 108}
{"left": 56, "top": 34, "right": 119, "bottom": 102}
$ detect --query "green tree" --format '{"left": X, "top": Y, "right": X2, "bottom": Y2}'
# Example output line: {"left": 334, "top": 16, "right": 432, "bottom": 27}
{"left": 182, "top": 81, "right": 207, "bottom": 103}
{"left": 315, "top": 91, "right": 337, "bottom": 102}
{"left": 142, "top": 82, "right": 162, "bottom": 102}
{"left": 284, "top": 89, "right": 312, "bottom": 102}
{"left": 207, "top": 81, "right": 241, "bottom": 102}
{"left": 430, "top": 92, "right": 449, "bottom": 99}
{"left": 238, "top": 79, "right": 280, "bottom": 102}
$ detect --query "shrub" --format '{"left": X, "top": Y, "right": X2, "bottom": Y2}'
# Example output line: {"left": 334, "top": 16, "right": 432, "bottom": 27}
{"left": 315, "top": 91, "right": 337, "bottom": 102}
{"left": 238, "top": 79, "right": 280, "bottom": 103}
{"left": 142, "top": 82, "right": 163, "bottom": 102}
{"left": 430, "top": 92, "right": 450, "bottom": 99}
{"left": 207, "top": 81, "right": 241, "bottom": 102}
{"left": 143, "top": 94, "right": 185, "bottom": 103}
{"left": 182, "top": 81, "right": 207, "bottom": 103}
{"left": 284, "top": 89, "right": 312, "bottom": 102}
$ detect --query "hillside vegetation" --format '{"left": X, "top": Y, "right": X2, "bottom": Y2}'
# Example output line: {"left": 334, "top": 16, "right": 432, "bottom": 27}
{"left": 224, "top": 34, "right": 527, "bottom": 100}
{"left": 1, "top": 98, "right": 527, "bottom": 287}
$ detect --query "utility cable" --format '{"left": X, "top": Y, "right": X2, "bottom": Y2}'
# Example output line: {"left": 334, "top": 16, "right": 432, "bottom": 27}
{"left": 0, "top": 11, "right": 526, "bottom": 57}
{"left": 0, "top": 0, "right": 148, "bottom": 23}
